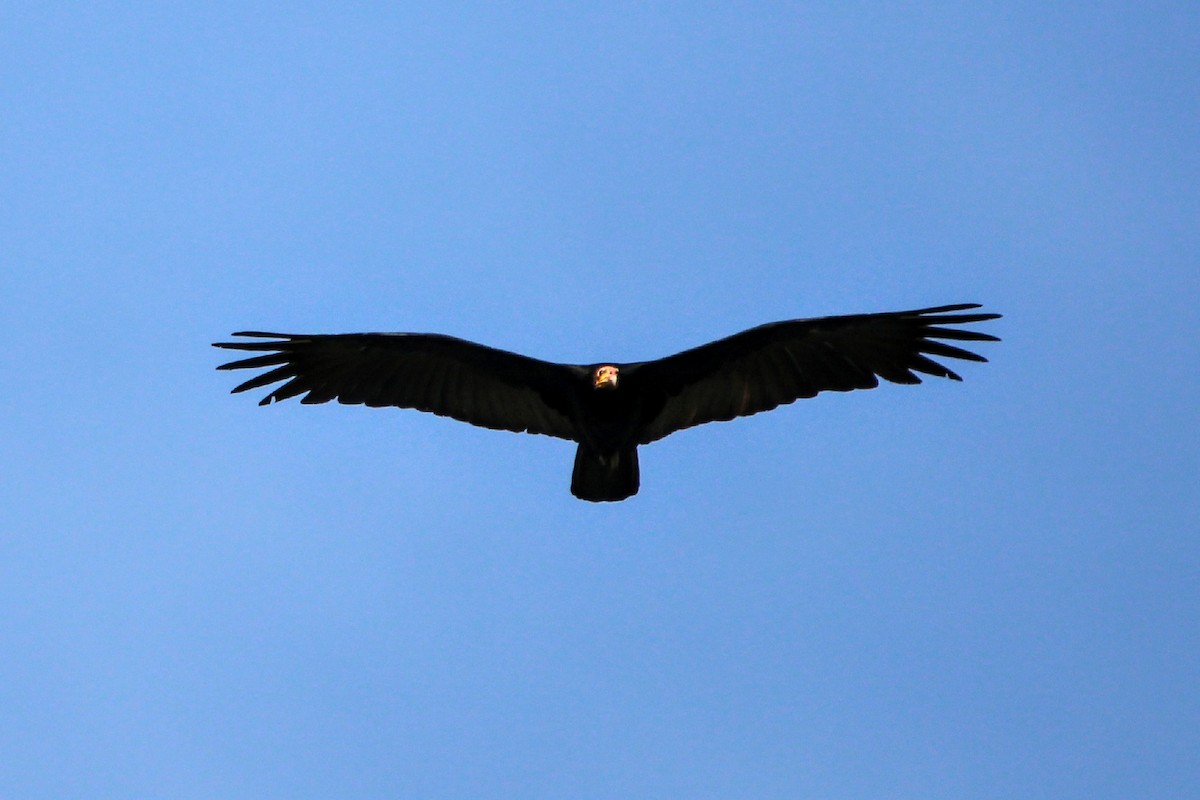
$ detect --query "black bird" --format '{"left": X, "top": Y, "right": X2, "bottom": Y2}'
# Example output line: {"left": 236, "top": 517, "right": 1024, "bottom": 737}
{"left": 214, "top": 303, "right": 1000, "bottom": 501}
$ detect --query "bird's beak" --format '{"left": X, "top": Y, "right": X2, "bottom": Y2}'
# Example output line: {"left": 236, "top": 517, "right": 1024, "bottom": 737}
{"left": 593, "top": 366, "right": 619, "bottom": 390}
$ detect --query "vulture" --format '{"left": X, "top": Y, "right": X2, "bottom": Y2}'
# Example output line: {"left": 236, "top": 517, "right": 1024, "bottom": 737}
{"left": 214, "top": 303, "right": 1000, "bottom": 501}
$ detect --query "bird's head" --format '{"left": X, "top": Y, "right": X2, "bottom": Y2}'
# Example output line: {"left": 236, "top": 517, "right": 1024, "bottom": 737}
{"left": 592, "top": 365, "right": 620, "bottom": 390}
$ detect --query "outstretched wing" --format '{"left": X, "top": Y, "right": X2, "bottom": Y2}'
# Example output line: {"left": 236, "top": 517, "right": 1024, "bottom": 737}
{"left": 214, "top": 332, "right": 581, "bottom": 440}
{"left": 627, "top": 304, "right": 1001, "bottom": 444}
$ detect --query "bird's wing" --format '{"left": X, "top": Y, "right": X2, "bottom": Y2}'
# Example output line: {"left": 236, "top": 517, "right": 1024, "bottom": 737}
{"left": 626, "top": 304, "right": 1001, "bottom": 444}
{"left": 214, "top": 332, "right": 581, "bottom": 440}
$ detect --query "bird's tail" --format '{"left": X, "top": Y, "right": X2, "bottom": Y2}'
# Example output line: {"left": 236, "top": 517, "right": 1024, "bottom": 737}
{"left": 571, "top": 445, "right": 640, "bottom": 502}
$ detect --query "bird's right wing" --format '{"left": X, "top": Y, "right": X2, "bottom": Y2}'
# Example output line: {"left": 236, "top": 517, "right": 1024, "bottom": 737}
{"left": 214, "top": 332, "right": 581, "bottom": 440}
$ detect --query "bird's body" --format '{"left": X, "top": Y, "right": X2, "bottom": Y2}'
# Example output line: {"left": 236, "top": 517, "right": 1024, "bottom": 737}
{"left": 214, "top": 304, "right": 1000, "bottom": 501}
{"left": 566, "top": 368, "right": 645, "bottom": 500}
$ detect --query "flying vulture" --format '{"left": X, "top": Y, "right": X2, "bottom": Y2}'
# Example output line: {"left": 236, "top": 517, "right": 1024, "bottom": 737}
{"left": 214, "top": 303, "right": 1000, "bottom": 501}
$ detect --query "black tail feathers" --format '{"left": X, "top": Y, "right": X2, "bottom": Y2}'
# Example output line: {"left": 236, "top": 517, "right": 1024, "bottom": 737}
{"left": 571, "top": 446, "right": 640, "bottom": 502}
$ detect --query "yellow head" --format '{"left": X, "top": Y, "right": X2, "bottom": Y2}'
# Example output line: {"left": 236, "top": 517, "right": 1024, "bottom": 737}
{"left": 592, "top": 364, "right": 620, "bottom": 390}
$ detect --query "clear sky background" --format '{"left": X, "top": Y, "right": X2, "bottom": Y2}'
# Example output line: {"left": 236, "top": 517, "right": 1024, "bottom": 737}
{"left": 3, "top": 3, "right": 1197, "bottom": 798}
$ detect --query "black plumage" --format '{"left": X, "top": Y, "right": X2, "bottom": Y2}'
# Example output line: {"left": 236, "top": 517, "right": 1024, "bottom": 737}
{"left": 214, "top": 303, "right": 1000, "bottom": 501}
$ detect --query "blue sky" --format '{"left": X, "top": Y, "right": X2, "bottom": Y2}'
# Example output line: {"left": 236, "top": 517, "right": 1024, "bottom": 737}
{"left": 3, "top": 3, "right": 1197, "bottom": 798}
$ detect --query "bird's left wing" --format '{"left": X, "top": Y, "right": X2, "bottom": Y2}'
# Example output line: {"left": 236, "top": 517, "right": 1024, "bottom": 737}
{"left": 625, "top": 304, "right": 1001, "bottom": 444}
{"left": 214, "top": 332, "right": 581, "bottom": 440}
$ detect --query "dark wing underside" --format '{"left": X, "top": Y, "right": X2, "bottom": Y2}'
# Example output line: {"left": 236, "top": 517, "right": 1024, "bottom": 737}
{"left": 213, "top": 332, "right": 580, "bottom": 439}
{"left": 628, "top": 304, "right": 1001, "bottom": 444}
